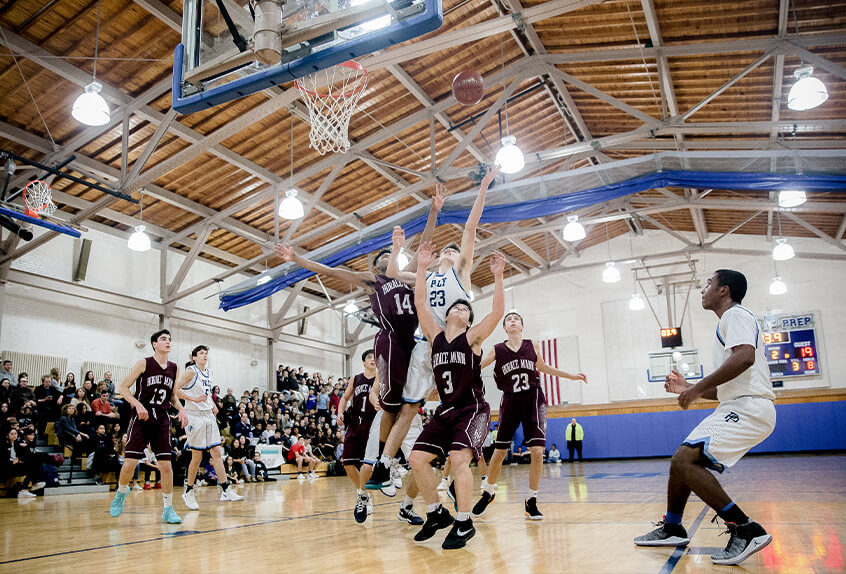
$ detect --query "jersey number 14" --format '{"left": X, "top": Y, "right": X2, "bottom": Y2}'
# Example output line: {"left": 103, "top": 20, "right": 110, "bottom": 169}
{"left": 394, "top": 293, "right": 413, "bottom": 315}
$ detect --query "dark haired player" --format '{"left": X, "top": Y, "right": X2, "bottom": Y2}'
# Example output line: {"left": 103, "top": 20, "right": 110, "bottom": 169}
{"left": 635, "top": 270, "right": 776, "bottom": 566}
{"left": 109, "top": 329, "right": 188, "bottom": 524}
{"left": 472, "top": 310, "right": 587, "bottom": 520}
{"left": 408, "top": 243, "right": 505, "bottom": 550}
{"left": 177, "top": 345, "right": 243, "bottom": 511}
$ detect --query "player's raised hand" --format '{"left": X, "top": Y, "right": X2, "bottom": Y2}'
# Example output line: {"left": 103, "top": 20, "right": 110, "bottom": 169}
{"left": 664, "top": 370, "right": 691, "bottom": 395}
{"left": 274, "top": 243, "right": 294, "bottom": 262}
{"left": 392, "top": 225, "right": 406, "bottom": 249}
{"left": 417, "top": 241, "right": 437, "bottom": 268}
{"left": 433, "top": 183, "right": 446, "bottom": 211}
{"left": 490, "top": 250, "right": 505, "bottom": 277}
{"left": 481, "top": 164, "right": 501, "bottom": 189}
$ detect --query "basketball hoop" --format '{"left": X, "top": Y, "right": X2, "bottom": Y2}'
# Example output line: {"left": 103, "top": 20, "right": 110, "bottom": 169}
{"left": 295, "top": 61, "right": 369, "bottom": 155}
{"left": 22, "top": 180, "right": 57, "bottom": 218}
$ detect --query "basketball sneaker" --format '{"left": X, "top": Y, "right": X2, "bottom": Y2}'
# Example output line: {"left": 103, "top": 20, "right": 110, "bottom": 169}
{"left": 633, "top": 518, "right": 690, "bottom": 547}
{"left": 710, "top": 519, "right": 772, "bottom": 565}
{"left": 182, "top": 489, "right": 199, "bottom": 510}
{"left": 446, "top": 480, "right": 457, "bottom": 511}
{"left": 366, "top": 498, "right": 374, "bottom": 516}
{"left": 413, "top": 506, "right": 454, "bottom": 542}
{"left": 437, "top": 477, "right": 449, "bottom": 491}
{"left": 472, "top": 491, "right": 495, "bottom": 518}
{"left": 162, "top": 505, "right": 182, "bottom": 524}
{"left": 390, "top": 463, "right": 403, "bottom": 490}
{"left": 354, "top": 495, "right": 369, "bottom": 524}
{"left": 365, "top": 461, "right": 391, "bottom": 491}
{"left": 220, "top": 487, "right": 244, "bottom": 502}
{"left": 110, "top": 489, "right": 128, "bottom": 517}
{"left": 442, "top": 518, "right": 476, "bottom": 550}
{"left": 398, "top": 505, "right": 424, "bottom": 525}
{"left": 524, "top": 497, "right": 544, "bottom": 520}
{"left": 297, "top": 473, "right": 305, "bottom": 481}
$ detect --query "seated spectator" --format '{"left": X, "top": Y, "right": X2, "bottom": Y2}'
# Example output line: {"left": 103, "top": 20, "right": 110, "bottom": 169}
{"left": 0, "top": 360, "right": 14, "bottom": 386}
{"left": 260, "top": 422, "right": 277, "bottom": 443}
{"left": 11, "top": 374, "right": 36, "bottom": 414}
{"left": 90, "top": 390, "right": 119, "bottom": 422}
{"left": 548, "top": 443, "right": 561, "bottom": 464}
{"left": 56, "top": 404, "right": 88, "bottom": 451}
{"left": 0, "top": 379, "right": 11, "bottom": 405}
{"left": 253, "top": 452, "right": 275, "bottom": 482}
{"left": 224, "top": 456, "right": 241, "bottom": 484}
{"left": 16, "top": 405, "right": 36, "bottom": 435}
{"left": 81, "top": 370, "right": 96, "bottom": 393}
{"left": 288, "top": 436, "right": 318, "bottom": 480}
{"left": 48, "top": 368, "right": 63, "bottom": 393}
{"left": 100, "top": 372, "right": 117, "bottom": 402}
{"left": 234, "top": 413, "right": 253, "bottom": 439}
{"left": 34, "top": 376, "right": 59, "bottom": 431}
{"left": 75, "top": 402, "right": 94, "bottom": 443}
{"left": 230, "top": 436, "right": 256, "bottom": 482}
{"left": 80, "top": 379, "right": 96, "bottom": 404}
{"left": 2, "top": 427, "right": 46, "bottom": 497}
{"left": 513, "top": 446, "right": 531, "bottom": 464}
{"left": 211, "top": 385, "right": 221, "bottom": 403}
{"left": 63, "top": 372, "right": 76, "bottom": 390}
{"left": 61, "top": 379, "right": 76, "bottom": 404}
{"left": 140, "top": 445, "right": 162, "bottom": 490}
{"left": 69, "top": 387, "right": 89, "bottom": 409}
{"left": 91, "top": 424, "right": 119, "bottom": 485}
{"left": 18, "top": 427, "right": 58, "bottom": 487}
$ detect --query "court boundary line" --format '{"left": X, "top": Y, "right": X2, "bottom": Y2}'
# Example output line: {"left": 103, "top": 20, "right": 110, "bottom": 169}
{"left": 658, "top": 505, "right": 709, "bottom": 574}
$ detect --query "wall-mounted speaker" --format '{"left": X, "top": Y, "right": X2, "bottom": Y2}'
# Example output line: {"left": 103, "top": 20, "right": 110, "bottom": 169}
{"left": 73, "top": 238, "right": 92, "bottom": 282}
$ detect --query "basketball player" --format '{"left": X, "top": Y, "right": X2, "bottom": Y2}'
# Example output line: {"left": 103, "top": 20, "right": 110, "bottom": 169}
{"left": 109, "top": 329, "right": 188, "bottom": 524}
{"left": 408, "top": 244, "right": 505, "bottom": 550}
{"left": 471, "top": 311, "right": 587, "bottom": 520}
{"left": 370, "top": 166, "right": 499, "bottom": 492}
{"left": 634, "top": 270, "right": 775, "bottom": 566}
{"left": 177, "top": 345, "right": 243, "bottom": 511}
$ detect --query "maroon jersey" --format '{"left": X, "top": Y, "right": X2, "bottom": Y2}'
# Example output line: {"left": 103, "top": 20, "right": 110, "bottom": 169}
{"left": 431, "top": 331, "right": 485, "bottom": 410}
{"left": 135, "top": 356, "right": 177, "bottom": 411}
{"left": 493, "top": 339, "right": 541, "bottom": 394}
{"left": 369, "top": 275, "right": 418, "bottom": 349}
{"left": 349, "top": 373, "right": 377, "bottom": 428}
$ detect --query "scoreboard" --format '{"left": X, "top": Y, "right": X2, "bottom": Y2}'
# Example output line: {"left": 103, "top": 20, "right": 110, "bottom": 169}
{"left": 760, "top": 313, "right": 822, "bottom": 378}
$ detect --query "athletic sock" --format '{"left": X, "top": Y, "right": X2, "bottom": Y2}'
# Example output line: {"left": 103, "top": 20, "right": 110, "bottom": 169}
{"left": 357, "top": 488, "right": 364, "bottom": 496}
{"left": 484, "top": 482, "right": 497, "bottom": 495}
{"left": 379, "top": 454, "right": 393, "bottom": 467}
{"left": 117, "top": 484, "right": 129, "bottom": 494}
{"left": 717, "top": 501, "right": 749, "bottom": 524}
{"left": 528, "top": 489, "right": 538, "bottom": 499}
{"left": 403, "top": 495, "right": 414, "bottom": 509}
{"left": 220, "top": 481, "right": 230, "bottom": 492}
{"left": 427, "top": 502, "right": 441, "bottom": 513}
{"left": 456, "top": 511, "right": 470, "bottom": 521}
{"left": 163, "top": 493, "right": 173, "bottom": 508}
{"left": 665, "top": 510, "right": 683, "bottom": 525}
{"left": 185, "top": 485, "right": 194, "bottom": 493}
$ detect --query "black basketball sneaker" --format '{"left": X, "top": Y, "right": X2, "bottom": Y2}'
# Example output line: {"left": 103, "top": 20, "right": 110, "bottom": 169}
{"left": 414, "top": 506, "right": 454, "bottom": 542}
{"left": 442, "top": 518, "right": 476, "bottom": 550}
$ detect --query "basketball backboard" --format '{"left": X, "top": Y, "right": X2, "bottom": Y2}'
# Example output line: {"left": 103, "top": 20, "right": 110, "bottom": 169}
{"left": 173, "top": 0, "right": 442, "bottom": 114}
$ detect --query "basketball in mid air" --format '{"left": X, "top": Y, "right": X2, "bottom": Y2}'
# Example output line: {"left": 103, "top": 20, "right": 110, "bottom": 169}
{"left": 452, "top": 70, "right": 485, "bottom": 105}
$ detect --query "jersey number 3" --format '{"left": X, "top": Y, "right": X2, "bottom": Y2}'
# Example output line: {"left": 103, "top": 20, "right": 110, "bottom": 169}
{"left": 441, "top": 371, "right": 453, "bottom": 395}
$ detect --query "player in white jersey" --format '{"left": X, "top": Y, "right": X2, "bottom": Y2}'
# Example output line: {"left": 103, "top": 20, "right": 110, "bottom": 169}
{"left": 370, "top": 166, "right": 499, "bottom": 492}
{"left": 177, "top": 345, "right": 243, "bottom": 510}
{"left": 635, "top": 270, "right": 775, "bottom": 566}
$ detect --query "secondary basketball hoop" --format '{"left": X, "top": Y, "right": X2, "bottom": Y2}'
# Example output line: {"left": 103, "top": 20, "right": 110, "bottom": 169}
{"left": 22, "top": 180, "right": 57, "bottom": 218}
{"left": 295, "top": 60, "right": 369, "bottom": 155}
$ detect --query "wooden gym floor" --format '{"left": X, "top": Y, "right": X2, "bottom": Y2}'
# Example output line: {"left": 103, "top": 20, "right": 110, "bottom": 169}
{"left": 1, "top": 454, "right": 844, "bottom": 573}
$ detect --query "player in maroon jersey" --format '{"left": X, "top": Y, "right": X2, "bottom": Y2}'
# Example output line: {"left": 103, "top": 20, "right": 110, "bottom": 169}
{"left": 109, "top": 329, "right": 188, "bottom": 524}
{"left": 471, "top": 311, "right": 587, "bottom": 520}
{"left": 408, "top": 243, "right": 505, "bottom": 550}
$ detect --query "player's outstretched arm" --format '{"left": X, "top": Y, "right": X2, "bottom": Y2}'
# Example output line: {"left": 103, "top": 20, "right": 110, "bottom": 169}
{"left": 406, "top": 184, "right": 446, "bottom": 272}
{"left": 414, "top": 241, "right": 442, "bottom": 342}
{"left": 119, "top": 359, "right": 147, "bottom": 419}
{"left": 467, "top": 252, "right": 506, "bottom": 350}
{"left": 533, "top": 343, "right": 588, "bottom": 382}
{"left": 386, "top": 226, "right": 418, "bottom": 285}
{"left": 480, "top": 349, "right": 496, "bottom": 370}
{"left": 336, "top": 380, "right": 355, "bottom": 427}
{"left": 457, "top": 165, "right": 499, "bottom": 286}
{"left": 274, "top": 243, "right": 376, "bottom": 290}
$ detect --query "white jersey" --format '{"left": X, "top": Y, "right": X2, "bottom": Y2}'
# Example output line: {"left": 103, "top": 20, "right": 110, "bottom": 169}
{"left": 182, "top": 365, "right": 214, "bottom": 413}
{"left": 426, "top": 267, "right": 471, "bottom": 328}
{"left": 713, "top": 305, "right": 775, "bottom": 402}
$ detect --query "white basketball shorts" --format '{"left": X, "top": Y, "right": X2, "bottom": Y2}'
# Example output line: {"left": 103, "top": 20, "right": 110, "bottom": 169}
{"left": 185, "top": 411, "right": 222, "bottom": 450}
{"left": 682, "top": 396, "right": 776, "bottom": 472}
{"left": 402, "top": 340, "right": 434, "bottom": 404}
{"left": 363, "top": 410, "right": 423, "bottom": 464}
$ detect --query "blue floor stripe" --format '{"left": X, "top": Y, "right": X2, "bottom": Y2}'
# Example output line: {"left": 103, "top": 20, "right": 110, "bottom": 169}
{"left": 659, "top": 505, "right": 709, "bottom": 574}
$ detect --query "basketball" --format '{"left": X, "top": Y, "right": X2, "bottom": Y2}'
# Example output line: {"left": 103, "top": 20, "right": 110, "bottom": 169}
{"left": 452, "top": 70, "right": 485, "bottom": 105}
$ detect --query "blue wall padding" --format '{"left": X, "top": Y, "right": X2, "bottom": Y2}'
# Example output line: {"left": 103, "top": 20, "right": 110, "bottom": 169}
{"left": 510, "top": 400, "right": 846, "bottom": 459}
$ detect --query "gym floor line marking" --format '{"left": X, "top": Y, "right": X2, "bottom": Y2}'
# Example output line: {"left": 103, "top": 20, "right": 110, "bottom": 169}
{"left": 659, "top": 505, "right": 708, "bottom": 574}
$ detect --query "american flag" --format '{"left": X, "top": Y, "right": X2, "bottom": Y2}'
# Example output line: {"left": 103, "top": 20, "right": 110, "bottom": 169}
{"left": 539, "top": 338, "right": 562, "bottom": 405}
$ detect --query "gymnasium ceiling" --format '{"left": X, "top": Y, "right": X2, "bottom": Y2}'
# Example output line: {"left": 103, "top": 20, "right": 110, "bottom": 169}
{"left": 0, "top": 0, "right": 845, "bottom": 322}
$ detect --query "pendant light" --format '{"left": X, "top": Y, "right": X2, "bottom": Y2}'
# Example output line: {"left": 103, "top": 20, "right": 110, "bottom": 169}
{"left": 72, "top": 1, "right": 110, "bottom": 126}
{"left": 601, "top": 223, "right": 620, "bottom": 283}
{"left": 787, "top": 66, "right": 829, "bottom": 111}
{"left": 562, "top": 214, "right": 586, "bottom": 241}
{"left": 127, "top": 190, "right": 151, "bottom": 252}
{"left": 493, "top": 34, "right": 524, "bottom": 174}
{"left": 778, "top": 190, "right": 807, "bottom": 208}
{"left": 278, "top": 115, "right": 304, "bottom": 219}
{"left": 769, "top": 259, "right": 787, "bottom": 295}
{"left": 771, "top": 212, "right": 795, "bottom": 261}
{"left": 343, "top": 300, "right": 359, "bottom": 314}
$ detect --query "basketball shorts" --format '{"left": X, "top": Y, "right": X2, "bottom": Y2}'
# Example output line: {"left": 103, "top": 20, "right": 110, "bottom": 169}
{"left": 185, "top": 410, "right": 222, "bottom": 451}
{"left": 363, "top": 410, "right": 423, "bottom": 465}
{"left": 682, "top": 396, "right": 776, "bottom": 473}
{"left": 126, "top": 407, "right": 172, "bottom": 461}
{"left": 342, "top": 421, "right": 371, "bottom": 466}
{"left": 412, "top": 402, "right": 491, "bottom": 461}
{"left": 495, "top": 386, "right": 547, "bottom": 448}
{"left": 375, "top": 332, "right": 414, "bottom": 414}
{"left": 403, "top": 339, "right": 435, "bottom": 404}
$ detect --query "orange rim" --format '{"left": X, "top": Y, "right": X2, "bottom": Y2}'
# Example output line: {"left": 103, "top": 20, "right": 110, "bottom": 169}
{"left": 23, "top": 180, "right": 49, "bottom": 212}
{"left": 295, "top": 60, "right": 369, "bottom": 99}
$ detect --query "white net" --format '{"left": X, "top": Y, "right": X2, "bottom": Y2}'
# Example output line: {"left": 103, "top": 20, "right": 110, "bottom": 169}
{"left": 23, "top": 180, "right": 57, "bottom": 217}
{"left": 295, "top": 61, "right": 368, "bottom": 155}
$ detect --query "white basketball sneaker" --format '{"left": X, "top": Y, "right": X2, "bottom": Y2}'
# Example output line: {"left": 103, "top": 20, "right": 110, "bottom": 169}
{"left": 220, "top": 487, "right": 244, "bottom": 502}
{"left": 390, "top": 463, "right": 403, "bottom": 490}
{"left": 182, "top": 489, "right": 200, "bottom": 510}
{"left": 437, "top": 477, "right": 449, "bottom": 491}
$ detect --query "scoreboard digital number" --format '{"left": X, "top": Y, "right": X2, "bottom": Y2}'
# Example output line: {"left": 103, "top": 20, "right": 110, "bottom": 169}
{"left": 660, "top": 327, "right": 683, "bottom": 348}
{"left": 761, "top": 313, "right": 821, "bottom": 378}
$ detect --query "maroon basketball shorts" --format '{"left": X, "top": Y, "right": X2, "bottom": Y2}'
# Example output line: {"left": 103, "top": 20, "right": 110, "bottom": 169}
{"left": 342, "top": 416, "right": 375, "bottom": 467}
{"left": 494, "top": 386, "right": 547, "bottom": 449}
{"left": 374, "top": 331, "right": 413, "bottom": 414}
{"left": 412, "top": 402, "right": 491, "bottom": 460}
{"left": 125, "top": 407, "right": 172, "bottom": 461}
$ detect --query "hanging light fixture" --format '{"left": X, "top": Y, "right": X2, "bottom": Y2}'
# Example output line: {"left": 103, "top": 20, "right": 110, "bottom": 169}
{"left": 343, "top": 300, "right": 359, "bottom": 314}
{"left": 562, "top": 215, "right": 586, "bottom": 241}
{"left": 127, "top": 190, "right": 151, "bottom": 252}
{"left": 495, "top": 135, "right": 524, "bottom": 174}
{"left": 72, "top": 1, "right": 110, "bottom": 126}
{"left": 602, "top": 261, "right": 621, "bottom": 283}
{"left": 278, "top": 115, "right": 304, "bottom": 220}
{"left": 778, "top": 190, "right": 807, "bottom": 208}
{"left": 628, "top": 293, "right": 645, "bottom": 311}
{"left": 772, "top": 238, "right": 795, "bottom": 261}
{"left": 769, "top": 276, "right": 788, "bottom": 295}
{"left": 787, "top": 66, "right": 829, "bottom": 111}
